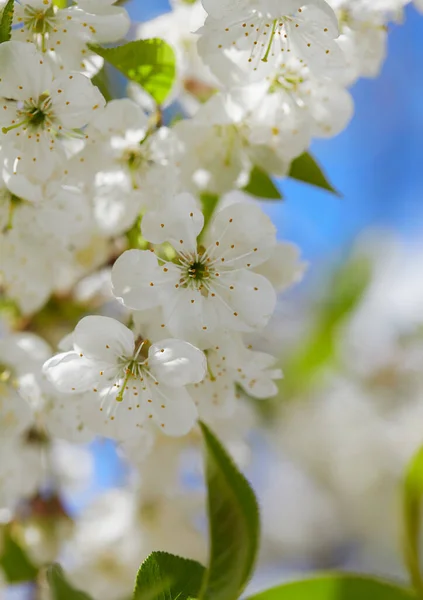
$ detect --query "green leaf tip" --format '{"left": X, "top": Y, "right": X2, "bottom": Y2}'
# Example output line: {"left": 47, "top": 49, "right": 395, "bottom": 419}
{"left": 403, "top": 445, "right": 423, "bottom": 597}
{"left": 0, "top": 527, "right": 38, "bottom": 583}
{"left": 134, "top": 551, "right": 206, "bottom": 600}
{"left": 289, "top": 152, "right": 341, "bottom": 196}
{"left": 199, "top": 421, "right": 260, "bottom": 600}
{"left": 242, "top": 166, "right": 283, "bottom": 200}
{"left": 47, "top": 563, "right": 94, "bottom": 600}
{"left": 0, "top": 0, "right": 14, "bottom": 44}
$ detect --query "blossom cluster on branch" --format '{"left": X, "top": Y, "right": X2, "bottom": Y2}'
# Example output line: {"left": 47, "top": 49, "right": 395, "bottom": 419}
{"left": 0, "top": 0, "right": 420, "bottom": 595}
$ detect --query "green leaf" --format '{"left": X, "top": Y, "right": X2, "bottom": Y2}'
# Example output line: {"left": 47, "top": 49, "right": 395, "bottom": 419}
{"left": 199, "top": 422, "right": 260, "bottom": 600}
{"left": 134, "top": 551, "right": 206, "bottom": 600}
{"left": 47, "top": 564, "right": 94, "bottom": 600}
{"left": 247, "top": 575, "right": 415, "bottom": 600}
{"left": 242, "top": 166, "right": 283, "bottom": 200}
{"left": 403, "top": 445, "right": 423, "bottom": 597}
{"left": 0, "top": 527, "right": 38, "bottom": 583}
{"left": 53, "top": 0, "right": 68, "bottom": 7}
{"left": 0, "top": 0, "right": 14, "bottom": 44}
{"left": 282, "top": 253, "right": 371, "bottom": 398}
{"left": 91, "top": 66, "right": 113, "bottom": 103}
{"left": 200, "top": 192, "right": 220, "bottom": 233}
{"left": 89, "top": 39, "right": 176, "bottom": 105}
{"left": 289, "top": 152, "right": 340, "bottom": 196}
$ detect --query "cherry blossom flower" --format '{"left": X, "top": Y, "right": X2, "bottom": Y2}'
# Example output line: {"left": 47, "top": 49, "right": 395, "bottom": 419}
{"left": 112, "top": 193, "right": 277, "bottom": 342}
{"left": 198, "top": 0, "right": 346, "bottom": 84}
{"left": 13, "top": 0, "right": 130, "bottom": 73}
{"left": 43, "top": 316, "right": 207, "bottom": 437}
{"left": 0, "top": 41, "right": 105, "bottom": 181}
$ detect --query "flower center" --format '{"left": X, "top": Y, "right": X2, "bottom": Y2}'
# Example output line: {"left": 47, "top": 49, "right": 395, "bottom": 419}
{"left": 176, "top": 252, "right": 214, "bottom": 290}
{"left": 115, "top": 338, "right": 150, "bottom": 402}
{"left": 2, "top": 95, "right": 55, "bottom": 135}
{"left": 121, "top": 147, "right": 145, "bottom": 171}
{"left": 0, "top": 362, "right": 18, "bottom": 390}
{"left": 226, "top": 15, "right": 291, "bottom": 69}
{"left": 20, "top": 5, "right": 57, "bottom": 36}
{"left": 270, "top": 63, "right": 306, "bottom": 93}
{"left": 187, "top": 259, "right": 209, "bottom": 281}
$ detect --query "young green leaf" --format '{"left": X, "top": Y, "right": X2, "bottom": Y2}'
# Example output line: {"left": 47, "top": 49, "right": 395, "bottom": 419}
{"left": 0, "top": 527, "right": 38, "bottom": 583}
{"left": 242, "top": 166, "right": 283, "bottom": 200}
{"left": 289, "top": 152, "right": 340, "bottom": 196}
{"left": 282, "top": 253, "right": 371, "bottom": 398}
{"left": 200, "top": 192, "right": 220, "bottom": 233}
{"left": 89, "top": 39, "right": 176, "bottom": 106}
{"left": 246, "top": 575, "right": 415, "bottom": 600}
{"left": 403, "top": 445, "right": 423, "bottom": 597}
{"left": 47, "top": 564, "right": 94, "bottom": 600}
{"left": 0, "top": 0, "right": 14, "bottom": 44}
{"left": 53, "top": 0, "right": 68, "bottom": 7}
{"left": 91, "top": 66, "right": 113, "bottom": 103}
{"left": 134, "top": 551, "right": 206, "bottom": 600}
{"left": 199, "top": 421, "right": 260, "bottom": 600}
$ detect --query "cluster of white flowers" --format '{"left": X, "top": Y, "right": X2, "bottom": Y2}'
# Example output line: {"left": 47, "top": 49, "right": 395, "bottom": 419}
{"left": 0, "top": 0, "right": 419, "bottom": 593}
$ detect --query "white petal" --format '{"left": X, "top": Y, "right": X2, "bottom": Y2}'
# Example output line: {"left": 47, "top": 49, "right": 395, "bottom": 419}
{"left": 0, "top": 42, "right": 53, "bottom": 100}
{"left": 2, "top": 164, "right": 43, "bottom": 204}
{"left": 112, "top": 249, "right": 164, "bottom": 311}
{"left": 310, "top": 83, "right": 354, "bottom": 139}
{"left": 301, "top": 0, "right": 340, "bottom": 37}
{"left": 152, "top": 385, "right": 198, "bottom": 437}
{"left": 161, "top": 286, "right": 219, "bottom": 340}
{"left": 201, "top": 0, "right": 242, "bottom": 19}
{"left": 45, "top": 393, "right": 95, "bottom": 444}
{"left": 43, "top": 352, "right": 107, "bottom": 394}
{"left": 80, "top": 386, "right": 151, "bottom": 442}
{"left": 253, "top": 242, "right": 308, "bottom": 291}
{"left": 207, "top": 202, "right": 276, "bottom": 268}
{"left": 236, "top": 350, "right": 282, "bottom": 399}
{"left": 51, "top": 73, "right": 105, "bottom": 129}
{"left": 216, "top": 270, "right": 277, "bottom": 331}
{"left": 94, "top": 176, "right": 142, "bottom": 236}
{"left": 288, "top": 12, "right": 346, "bottom": 77}
{"left": 142, "top": 193, "right": 204, "bottom": 253}
{"left": 70, "top": 3, "right": 131, "bottom": 43}
{"left": 73, "top": 316, "right": 134, "bottom": 362}
{"left": 0, "top": 383, "right": 33, "bottom": 436}
{"left": 149, "top": 339, "right": 207, "bottom": 387}
{"left": 58, "top": 333, "right": 75, "bottom": 352}
{"left": 0, "top": 333, "right": 51, "bottom": 368}
{"left": 90, "top": 98, "right": 149, "bottom": 137}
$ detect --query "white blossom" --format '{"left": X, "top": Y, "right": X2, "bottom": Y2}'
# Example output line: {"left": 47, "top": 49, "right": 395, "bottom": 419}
{"left": 13, "top": 0, "right": 130, "bottom": 74}
{"left": 0, "top": 41, "right": 105, "bottom": 181}
{"left": 43, "top": 316, "right": 207, "bottom": 438}
{"left": 75, "top": 98, "right": 179, "bottom": 234}
{"left": 112, "top": 194, "right": 277, "bottom": 342}
{"left": 198, "top": 0, "right": 346, "bottom": 85}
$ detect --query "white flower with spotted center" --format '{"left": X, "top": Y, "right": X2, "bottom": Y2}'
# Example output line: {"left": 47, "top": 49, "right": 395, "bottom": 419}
{"left": 198, "top": 0, "right": 345, "bottom": 84}
{"left": 0, "top": 41, "right": 105, "bottom": 181}
{"left": 111, "top": 193, "right": 277, "bottom": 342}
{"left": 13, "top": 0, "right": 130, "bottom": 73}
{"left": 190, "top": 332, "right": 283, "bottom": 419}
{"left": 263, "top": 56, "right": 354, "bottom": 138}
{"left": 43, "top": 316, "right": 207, "bottom": 438}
